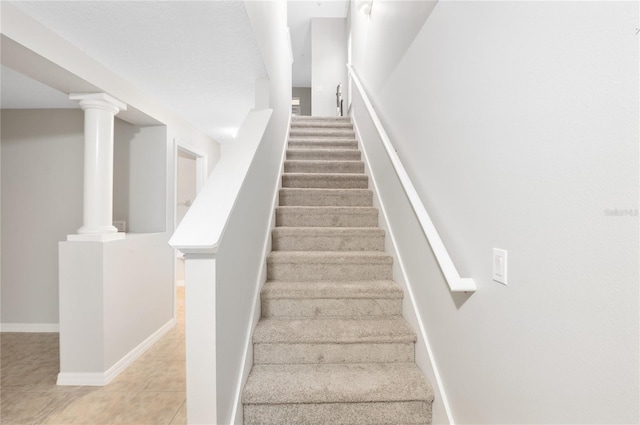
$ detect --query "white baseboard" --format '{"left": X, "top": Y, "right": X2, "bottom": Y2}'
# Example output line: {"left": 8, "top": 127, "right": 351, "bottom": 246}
{"left": 1, "top": 323, "right": 59, "bottom": 333}
{"left": 57, "top": 318, "right": 176, "bottom": 386}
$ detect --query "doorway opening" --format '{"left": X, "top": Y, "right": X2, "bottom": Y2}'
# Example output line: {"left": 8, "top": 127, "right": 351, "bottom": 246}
{"left": 173, "top": 140, "right": 207, "bottom": 289}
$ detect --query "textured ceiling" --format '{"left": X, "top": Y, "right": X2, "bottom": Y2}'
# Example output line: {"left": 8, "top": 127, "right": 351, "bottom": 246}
{"left": 288, "top": 0, "right": 349, "bottom": 88}
{"left": 8, "top": 1, "right": 267, "bottom": 143}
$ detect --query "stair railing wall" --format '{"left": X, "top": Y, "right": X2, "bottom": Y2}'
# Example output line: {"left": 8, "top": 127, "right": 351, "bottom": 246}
{"left": 347, "top": 65, "right": 476, "bottom": 293}
{"left": 169, "top": 108, "right": 277, "bottom": 424}
{"left": 348, "top": 64, "right": 473, "bottom": 425}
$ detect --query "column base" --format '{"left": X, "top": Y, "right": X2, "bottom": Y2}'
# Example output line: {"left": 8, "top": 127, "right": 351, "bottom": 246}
{"left": 67, "top": 233, "right": 126, "bottom": 242}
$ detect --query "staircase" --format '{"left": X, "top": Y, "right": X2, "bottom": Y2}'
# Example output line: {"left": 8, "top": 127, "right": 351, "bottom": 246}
{"left": 242, "top": 116, "right": 434, "bottom": 424}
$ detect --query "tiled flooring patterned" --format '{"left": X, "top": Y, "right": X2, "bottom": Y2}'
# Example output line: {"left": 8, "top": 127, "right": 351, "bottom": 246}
{"left": 0, "top": 287, "right": 186, "bottom": 425}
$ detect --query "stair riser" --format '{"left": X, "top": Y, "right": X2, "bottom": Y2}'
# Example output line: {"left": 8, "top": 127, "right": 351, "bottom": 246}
{"left": 291, "top": 122, "right": 353, "bottom": 129}
{"left": 267, "top": 263, "right": 393, "bottom": 281}
{"left": 282, "top": 175, "right": 368, "bottom": 189}
{"left": 279, "top": 190, "right": 372, "bottom": 207}
{"left": 292, "top": 117, "right": 351, "bottom": 122}
{"left": 254, "top": 343, "right": 414, "bottom": 364}
{"left": 273, "top": 234, "right": 384, "bottom": 251}
{"left": 276, "top": 209, "right": 378, "bottom": 227}
{"left": 289, "top": 140, "right": 358, "bottom": 149}
{"left": 290, "top": 129, "right": 355, "bottom": 138}
{"left": 262, "top": 298, "right": 402, "bottom": 318}
{"left": 244, "top": 401, "right": 431, "bottom": 425}
{"left": 284, "top": 161, "right": 364, "bottom": 174}
{"left": 287, "top": 150, "right": 361, "bottom": 160}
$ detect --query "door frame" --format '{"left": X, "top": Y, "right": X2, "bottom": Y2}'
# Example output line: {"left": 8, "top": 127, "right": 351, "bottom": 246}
{"left": 172, "top": 138, "right": 208, "bottom": 319}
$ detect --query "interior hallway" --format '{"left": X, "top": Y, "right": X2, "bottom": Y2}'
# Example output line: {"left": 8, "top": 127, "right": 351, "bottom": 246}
{"left": 0, "top": 287, "right": 186, "bottom": 424}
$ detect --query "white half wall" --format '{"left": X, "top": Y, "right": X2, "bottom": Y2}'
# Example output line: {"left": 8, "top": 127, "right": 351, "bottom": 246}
{"left": 59, "top": 233, "right": 174, "bottom": 381}
{"left": 1, "top": 109, "right": 83, "bottom": 327}
{"left": 350, "top": 1, "right": 639, "bottom": 424}
{"left": 311, "top": 17, "right": 348, "bottom": 116}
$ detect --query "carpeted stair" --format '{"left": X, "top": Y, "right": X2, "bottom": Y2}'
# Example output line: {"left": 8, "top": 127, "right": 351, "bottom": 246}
{"left": 242, "top": 116, "right": 434, "bottom": 424}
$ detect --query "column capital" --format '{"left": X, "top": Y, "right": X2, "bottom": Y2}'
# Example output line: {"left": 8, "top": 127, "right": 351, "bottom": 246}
{"left": 69, "top": 93, "right": 127, "bottom": 114}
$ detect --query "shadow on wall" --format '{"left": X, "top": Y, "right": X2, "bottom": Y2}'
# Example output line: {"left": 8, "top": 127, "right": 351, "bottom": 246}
{"left": 452, "top": 291, "right": 473, "bottom": 309}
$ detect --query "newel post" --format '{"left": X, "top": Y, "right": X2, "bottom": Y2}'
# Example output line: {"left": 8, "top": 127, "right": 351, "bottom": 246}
{"left": 183, "top": 252, "right": 217, "bottom": 424}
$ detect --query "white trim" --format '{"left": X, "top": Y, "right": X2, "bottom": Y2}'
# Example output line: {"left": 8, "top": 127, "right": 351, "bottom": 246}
{"left": 0, "top": 323, "right": 59, "bottom": 333}
{"left": 352, "top": 117, "right": 455, "bottom": 425}
{"left": 57, "top": 318, "right": 176, "bottom": 386}
{"left": 229, "top": 112, "right": 292, "bottom": 425}
{"left": 56, "top": 372, "right": 108, "bottom": 386}
{"left": 173, "top": 138, "right": 209, "bottom": 322}
{"left": 174, "top": 138, "right": 209, "bottom": 227}
{"left": 347, "top": 64, "right": 476, "bottom": 293}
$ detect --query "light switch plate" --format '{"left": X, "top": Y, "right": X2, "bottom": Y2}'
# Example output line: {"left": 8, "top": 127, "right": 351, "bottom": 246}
{"left": 493, "top": 248, "right": 508, "bottom": 285}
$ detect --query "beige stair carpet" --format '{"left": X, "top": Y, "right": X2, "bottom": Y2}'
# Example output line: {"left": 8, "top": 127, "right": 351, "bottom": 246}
{"left": 242, "top": 116, "right": 434, "bottom": 425}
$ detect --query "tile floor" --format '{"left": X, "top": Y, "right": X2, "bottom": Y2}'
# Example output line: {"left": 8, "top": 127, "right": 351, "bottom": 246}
{"left": 1, "top": 287, "right": 186, "bottom": 425}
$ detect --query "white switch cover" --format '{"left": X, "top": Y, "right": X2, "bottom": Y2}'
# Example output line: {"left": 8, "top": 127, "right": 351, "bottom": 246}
{"left": 493, "top": 248, "right": 508, "bottom": 285}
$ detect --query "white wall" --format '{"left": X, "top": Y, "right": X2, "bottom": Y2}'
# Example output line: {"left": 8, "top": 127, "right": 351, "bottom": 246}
{"left": 1, "top": 109, "right": 83, "bottom": 328}
{"left": 113, "top": 118, "right": 134, "bottom": 228}
{"left": 350, "top": 1, "right": 639, "bottom": 424}
{"left": 311, "top": 18, "right": 348, "bottom": 116}
{"left": 128, "top": 126, "right": 167, "bottom": 233}
{"left": 59, "top": 233, "right": 174, "bottom": 376}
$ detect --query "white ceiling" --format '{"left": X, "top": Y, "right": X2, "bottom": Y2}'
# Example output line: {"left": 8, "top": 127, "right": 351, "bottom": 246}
{"left": 288, "top": 0, "right": 350, "bottom": 88}
{"left": 5, "top": 1, "right": 267, "bottom": 143}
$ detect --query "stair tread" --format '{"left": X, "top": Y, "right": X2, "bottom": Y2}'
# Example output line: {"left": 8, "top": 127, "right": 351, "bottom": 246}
{"left": 287, "top": 148, "right": 358, "bottom": 155}
{"left": 267, "top": 251, "right": 393, "bottom": 264}
{"left": 290, "top": 129, "right": 355, "bottom": 137}
{"left": 261, "top": 280, "right": 402, "bottom": 299}
{"left": 283, "top": 173, "right": 366, "bottom": 178}
{"left": 243, "top": 363, "right": 433, "bottom": 404}
{"left": 284, "top": 160, "right": 363, "bottom": 164}
{"left": 291, "top": 122, "right": 353, "bottom": 129}
{"left": 272, "top": 227, "right": 383, "bottom": 236}
{"left": 282, "top": 174, "right": 368, "bottom": 189}
{"left": 275, "top": 206, "right": 378, "bottom": 228}
{"left": 289, "top": 137, "right": 357, "bottom": 142}
{"left": 279, "top": 188, "right": 373, "bottom": 207}
{"left": 287, "top": 149, "right": 361, "bottom": 161}
{"left": 280, "top": 188, "right": 371, "bottom": 193}
{"left": 253, "top": 317, "right": 416, "bottom": 344}
{"left": 276, "top": 206, "right": 377, "bottom": 212}
{"left": 292, "top": 116, "right": 351, "bottom": 120}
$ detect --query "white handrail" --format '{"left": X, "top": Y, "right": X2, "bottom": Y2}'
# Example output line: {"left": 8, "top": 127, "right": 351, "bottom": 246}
{"left": 169, "top": 108, "right": 273, "bottom": 254}
{"left": 347, "top": 64, "right": 476, "bottom": 293}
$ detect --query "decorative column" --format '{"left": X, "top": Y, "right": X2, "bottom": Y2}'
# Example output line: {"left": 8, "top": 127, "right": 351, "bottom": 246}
{"left": 68, "top": 93, "right": 126, "bottom": 241}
